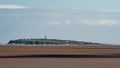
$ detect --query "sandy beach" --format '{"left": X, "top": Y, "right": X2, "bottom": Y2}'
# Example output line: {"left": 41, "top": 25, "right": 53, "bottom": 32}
{"left": 0, "top": 44, "right": 120, "bottom": 68}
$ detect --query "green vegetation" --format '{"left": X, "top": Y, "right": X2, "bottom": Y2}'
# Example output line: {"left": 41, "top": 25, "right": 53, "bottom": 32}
{"left": 8, "top": 38, "right": 100, "bottom": 45}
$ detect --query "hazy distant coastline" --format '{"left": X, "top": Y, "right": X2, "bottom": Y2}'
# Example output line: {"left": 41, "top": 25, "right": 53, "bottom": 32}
{"left": 7, "top": 38, "right": 105, "bottom": 46}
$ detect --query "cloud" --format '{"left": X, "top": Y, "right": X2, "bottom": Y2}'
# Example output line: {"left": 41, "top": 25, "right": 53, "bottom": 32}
{"left": 1, "top": 9, "right": 120, "bottom": 26}
{"left": 99, "top": 10, "right": 120, "bottom": 13}
{"left": 78, "top": 19, "right": 119, "bottom": 26}
{"left": 34, "top": 9, "right": 120, "bottom": 26}
{"left": 64, "top": 20, "right": 71, "bottom": 24}
{"left": 50, "top": 21, "right": 61, "bottom": 25}
{"left": 97, "top": 19, "right": 118, "bottom": 25}
{"left": 50, "top": 20, "right": 71, "bottom": 25}
{"left": 0, "top": 4, "right": 27, "bottom": 9}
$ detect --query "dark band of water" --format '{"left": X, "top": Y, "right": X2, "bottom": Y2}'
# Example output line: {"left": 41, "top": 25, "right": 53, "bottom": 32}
{"left": 0, "top": 54, "right": 120, "bottom": 58}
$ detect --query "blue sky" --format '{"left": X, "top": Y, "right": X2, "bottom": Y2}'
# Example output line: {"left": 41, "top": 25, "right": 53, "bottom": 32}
{"left": 0, "top": 0, "right": 120, "bottom": 44}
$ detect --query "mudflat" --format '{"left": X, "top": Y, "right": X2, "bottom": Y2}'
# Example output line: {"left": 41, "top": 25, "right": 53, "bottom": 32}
{"left": 0, "top": 58, "right": 120, "bottom": 68}
{"left": 0, "top": 44, "right": 120, "bottom": 56}
{"left": 0, "top": 44, "right": 120, "bottom": 68}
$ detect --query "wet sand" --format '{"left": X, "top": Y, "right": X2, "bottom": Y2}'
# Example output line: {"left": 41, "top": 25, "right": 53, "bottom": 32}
{"left": 0, "top": 58, "right": 120, "bottom": 68}
{"left": 0, "top": 44, "right": 120, "bottom": 56}
{"left": 0, "top": 44, "right": 120, "bottom": 68}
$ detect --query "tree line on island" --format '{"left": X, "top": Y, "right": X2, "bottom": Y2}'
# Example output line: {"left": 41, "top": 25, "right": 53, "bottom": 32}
{"left": 8, "top": 38, "right": 101, "bottom": 45}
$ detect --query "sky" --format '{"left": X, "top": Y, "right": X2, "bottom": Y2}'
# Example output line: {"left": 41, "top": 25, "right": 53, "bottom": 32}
{"left": 0, "top": 0, "right": 120, "bottom": 44}
{"left": 0, "top": 0, "right": 120, "bottom": 10}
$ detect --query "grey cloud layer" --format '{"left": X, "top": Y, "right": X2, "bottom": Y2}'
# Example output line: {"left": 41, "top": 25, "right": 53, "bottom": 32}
{"left": 23, "top": 9, "right": 120, "bottom": 26}
{"left": 1, "top": 9, "right": 120, "bottom": 26}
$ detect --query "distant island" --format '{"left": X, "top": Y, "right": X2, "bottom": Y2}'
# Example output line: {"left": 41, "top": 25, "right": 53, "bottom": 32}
{"left": 8, "top": 38, "right": 101, "bottom": 45}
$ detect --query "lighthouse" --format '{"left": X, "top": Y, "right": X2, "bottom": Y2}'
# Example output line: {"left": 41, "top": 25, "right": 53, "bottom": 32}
{"left": 45, "top": 35, "right": 47, "bottom": 39}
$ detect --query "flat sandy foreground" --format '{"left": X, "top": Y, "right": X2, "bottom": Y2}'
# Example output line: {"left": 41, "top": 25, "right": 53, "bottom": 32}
{"left": 0, "top": 44, "right": 120, "bottom": 68}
